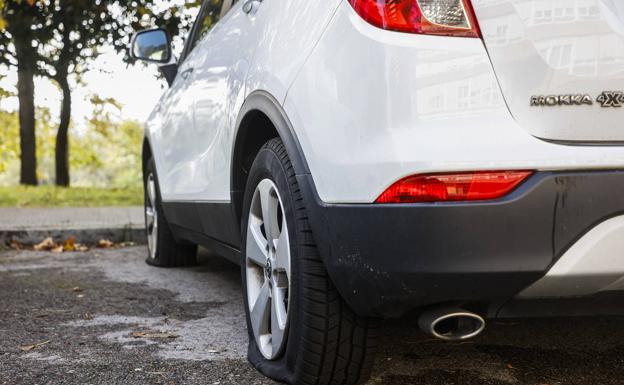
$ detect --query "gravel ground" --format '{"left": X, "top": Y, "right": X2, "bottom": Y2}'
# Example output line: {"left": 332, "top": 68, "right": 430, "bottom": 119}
{"left": 1, "top": 247, "right": 624, "bottom": 385}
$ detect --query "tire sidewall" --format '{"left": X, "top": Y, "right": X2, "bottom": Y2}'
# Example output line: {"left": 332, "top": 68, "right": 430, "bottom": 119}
{"left": 241, "top": 144, "right": 303, "bottom": 382}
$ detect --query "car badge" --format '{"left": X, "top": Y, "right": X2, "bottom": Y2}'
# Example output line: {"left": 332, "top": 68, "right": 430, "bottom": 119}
{"left": 596, "top": 91, "right": 624, "bottom": 108}
{"left": 530, "top": 92, "right": 624, "bottom": 108}
{"left": 530, "top": 94, "right": 593, "bottom": 107}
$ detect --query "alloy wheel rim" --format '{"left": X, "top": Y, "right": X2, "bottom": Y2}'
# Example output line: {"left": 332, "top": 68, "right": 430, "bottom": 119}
{"left": 246, "top": 179, "right": 291, "bottom": 360}
{"left": 145, "top": 174, "right": 158, "bottom": 260}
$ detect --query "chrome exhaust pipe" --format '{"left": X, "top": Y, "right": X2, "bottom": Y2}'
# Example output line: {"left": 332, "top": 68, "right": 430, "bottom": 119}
{"left": 418, "top": 306, "right": 485, "bottom": 341}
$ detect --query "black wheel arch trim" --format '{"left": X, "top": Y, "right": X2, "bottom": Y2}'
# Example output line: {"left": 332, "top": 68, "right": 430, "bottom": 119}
{"left": 231, "top": 90, "right": 311, "bottom": 186}
{"left": 230, "top": 90, "right": 314, "bottom": 233}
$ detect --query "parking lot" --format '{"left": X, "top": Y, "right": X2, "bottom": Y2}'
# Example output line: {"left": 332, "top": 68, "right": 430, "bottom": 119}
{"left": 1, "top": 247, "right": 624, "bottom": 385}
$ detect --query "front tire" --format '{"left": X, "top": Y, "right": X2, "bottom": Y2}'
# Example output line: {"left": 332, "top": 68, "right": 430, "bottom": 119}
{"left": 144, "top": 158, "right": 197, "bottom": 267}
{"left": 241, "top": 138, "right": 380, "bottom": 385}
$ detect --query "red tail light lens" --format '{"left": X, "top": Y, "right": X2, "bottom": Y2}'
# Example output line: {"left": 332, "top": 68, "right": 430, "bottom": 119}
{"left": 348, "top": 0, "right": 480, "bottom": 37}
{"left": 376, "top": 171, "right": 533, "bottom": 204}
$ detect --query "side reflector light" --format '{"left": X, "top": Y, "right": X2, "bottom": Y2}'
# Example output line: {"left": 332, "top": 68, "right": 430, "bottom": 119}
{"left": 376, "top": 171, "right": 533, "bottom": 204}
{"left": 348, "top": 0, "right": 480, "bottom": 38}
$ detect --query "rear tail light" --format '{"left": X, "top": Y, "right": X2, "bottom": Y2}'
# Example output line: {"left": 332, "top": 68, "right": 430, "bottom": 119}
{"left": 376, "top": 171, "right": 533, "bottom": 204}
{"left": 348, "top": 0, "right": 480, "bottom": 37}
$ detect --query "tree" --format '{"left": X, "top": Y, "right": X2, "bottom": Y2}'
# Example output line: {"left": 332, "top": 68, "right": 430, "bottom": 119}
{"left": 0, "top": 0, "right": 198, "bottom": 186}
{"left": 0, "top": 0, "right": 42, "bottom": 185}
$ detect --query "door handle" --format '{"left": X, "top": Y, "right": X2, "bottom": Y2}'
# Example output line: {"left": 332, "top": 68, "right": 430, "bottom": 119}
{"left": 180, "top": 68, "right": 194, "bottom": 81}
{"left": 243, "top": 0, "right": 263, "bottom": 15}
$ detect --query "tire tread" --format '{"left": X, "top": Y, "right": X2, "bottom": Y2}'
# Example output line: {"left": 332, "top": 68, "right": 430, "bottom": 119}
{"left": 261, "top": 139, "right": 379, "bottom": 385}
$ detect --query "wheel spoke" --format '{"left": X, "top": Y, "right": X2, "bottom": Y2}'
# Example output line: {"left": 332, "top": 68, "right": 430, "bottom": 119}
{"left": 247, "top": 222, "right": 268, "bottom": 266}
{"left": 275, "top": 220, "right": 290, "bottom": 275}
{"left": 147, "top": 176, "right": 157, "bottom": 207}
{"left": 259, "top": 182, "right": 279, "bottom": 243}
{"left": 251, "top": 282, "right": 271, "bottom": 339}
{"left": 145, "top": 207, "right": 155, "bottom": 226}
{"left": 145, "top": 174, "right": 158, "bottom": 259}
{"left": 246, "top": 178, "right": 291, "bottom": 360}
{"left": 271, "top": 286, "right": 287, "bottom": 356}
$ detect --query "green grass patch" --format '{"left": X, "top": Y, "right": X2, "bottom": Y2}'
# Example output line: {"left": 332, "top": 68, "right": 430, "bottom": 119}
{"left": 0, "top": 185, "right": 144, "bottom": 207}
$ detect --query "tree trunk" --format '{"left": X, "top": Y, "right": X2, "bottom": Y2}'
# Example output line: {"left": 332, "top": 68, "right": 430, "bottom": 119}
{"left": 55, "top": 77, "right": 71, "bottom": 187}
{"left": 16, "top": 55, "right": 37, "bottom": 186}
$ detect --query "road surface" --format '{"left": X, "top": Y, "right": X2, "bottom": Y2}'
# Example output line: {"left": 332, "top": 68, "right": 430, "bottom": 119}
{"left": 1, "top": 247, "right": 623, "bottom": 384}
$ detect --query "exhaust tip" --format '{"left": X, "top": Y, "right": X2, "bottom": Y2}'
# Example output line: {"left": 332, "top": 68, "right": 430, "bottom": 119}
{"left": 419, "top": 308, "right": 485, "bottom": 341}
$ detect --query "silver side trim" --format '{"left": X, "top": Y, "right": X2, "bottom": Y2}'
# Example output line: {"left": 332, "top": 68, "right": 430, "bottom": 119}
{"left": 519, "top": 215, "right": 624, "bottom": 298}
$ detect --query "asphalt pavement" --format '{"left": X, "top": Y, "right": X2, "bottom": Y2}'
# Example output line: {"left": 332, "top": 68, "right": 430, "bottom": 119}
{"left": 1, "top": 246, "right": 624, "bottom": 385}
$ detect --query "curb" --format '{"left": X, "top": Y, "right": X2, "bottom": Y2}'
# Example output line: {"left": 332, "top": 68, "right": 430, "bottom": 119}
{"left": 0, "top": 226, "right": 146, "bottom": 246}
{"left": 0, "top": 207, "right": 146, "bottom": 247}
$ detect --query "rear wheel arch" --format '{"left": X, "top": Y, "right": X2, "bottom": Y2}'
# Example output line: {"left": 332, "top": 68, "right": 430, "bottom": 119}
{"left": 231, "top": 91, "right": 310, "bottom": 227}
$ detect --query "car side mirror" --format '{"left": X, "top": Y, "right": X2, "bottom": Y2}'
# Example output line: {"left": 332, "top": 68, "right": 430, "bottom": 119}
{"left": 130, "top": 28, "right": 178, "bottom": 86}
{"left": 131, "top": 28, "right": 172, "bottom": 63}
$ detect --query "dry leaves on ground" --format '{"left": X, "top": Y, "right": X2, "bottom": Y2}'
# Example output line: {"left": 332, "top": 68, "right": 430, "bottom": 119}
{"left": 9, "top": 240, "right": 23, "bottom": 250}
{"left": 8, "top": 237, "right": 121, "bottom": 253}
{"left": 30, "top": 237, "right": 89, "bottom": 253}
{"left": 131, "top": 331, "right": 179, "bottom": 339}
{"left": 33, "top": 237, "right": 57, "bottom": 251}
{"left": 18, "top": 340, "right": 51, "bottom": 352}
{"left": 96, "top": 239, "right": 114, "bottom": 248}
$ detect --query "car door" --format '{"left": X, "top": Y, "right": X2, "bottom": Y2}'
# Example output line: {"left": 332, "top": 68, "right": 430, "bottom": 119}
{"left": 156, "top": 2, "right": 222, "bottom": 201}
{"left": 157, "top": 0, "right": 267, "bottom": 245}
{"left": 188, "top": 0, "right": 266, "bottom": 203}
{"left": 159, "top": 0, "right": 265, "bottom": 204}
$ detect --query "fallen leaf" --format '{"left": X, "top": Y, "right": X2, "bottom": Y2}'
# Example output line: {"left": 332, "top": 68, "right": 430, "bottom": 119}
{"left": 119, "top": 241, "right": 136, "bottom": 247}
{"left": 97, "top": 239, "right": 114, "bottom": 249}
{"left": 72, "top": 286, "right": 83, "bottom": 293}
{"left": 83, "top": 312, "right": 93, "bottom": 320}
{"left": 131, "top": 331, "right": 178, "bottom": 339}
{"left": 9, "top": 240, "right": 23, "bottom": 250}
{"left": 75, "top": 244, "right": 89, "bottom": 252}
{"left": 76, "top": 294, "right": 85, "bottom": 299}
{"left": 34, "top": 237, "right": 57, "bottom": 251}
{"left": 507, "top": 363, "right": 515, "bottom": 369}
{"left": 19, "top": 340, "right": 50, "bottom": 352}
{"left": 62, "top": 236, "right": 76, "bottom": 252}
{"left": 51, "top": 245, "right": 64, "bottom": 253}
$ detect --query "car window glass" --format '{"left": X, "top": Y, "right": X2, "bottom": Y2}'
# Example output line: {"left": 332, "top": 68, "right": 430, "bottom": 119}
{"left": 187, "top": 0, "right": 234, "bottom": 56}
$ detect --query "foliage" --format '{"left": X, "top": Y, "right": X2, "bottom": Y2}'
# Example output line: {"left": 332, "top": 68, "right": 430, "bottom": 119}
{"left": 74, "top": 97, "right": 144, "bottom": 189}
{"left": 0, "top": 0, "right": 197, "bottom": 77}
{"left": 0, "top": 0, "right": 200, "bottom": 186}
{"left": 0, "top": 185, "right": 143, "bottom": 207}
{"left": 0, "top": 109, "right": 19, "bottom": 174}
{"left": 0, "top": 100, "right": 144, "bottom": 188}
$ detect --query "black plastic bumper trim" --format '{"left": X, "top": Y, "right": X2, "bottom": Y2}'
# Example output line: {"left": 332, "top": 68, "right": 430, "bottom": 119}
{"left": 298, "top": 170, "right": 624, "bottom": 318}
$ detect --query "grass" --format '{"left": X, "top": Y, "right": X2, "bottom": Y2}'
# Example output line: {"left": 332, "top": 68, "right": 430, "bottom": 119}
{"left": 0, "top": 185, "right": 144, "bottom": 207}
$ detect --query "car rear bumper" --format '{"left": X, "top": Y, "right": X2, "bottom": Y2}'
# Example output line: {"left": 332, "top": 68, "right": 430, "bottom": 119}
{"left": 299, "top": 170, "right": 624, "bottom": 318}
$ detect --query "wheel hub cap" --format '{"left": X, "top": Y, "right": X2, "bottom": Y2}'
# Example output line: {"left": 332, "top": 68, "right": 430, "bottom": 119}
{"left": 245, "top": 179, "right": 291, "bottom": 360}
{"left": 145, "top": 174, "right": 158, "bottom": 260}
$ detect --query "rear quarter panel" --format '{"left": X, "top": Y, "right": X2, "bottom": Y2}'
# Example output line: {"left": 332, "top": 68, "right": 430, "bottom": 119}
{"left": 245, "top": 0, "right": 343, "bottom": 103}
{"left": 284, "top": 1, "right": 624, "bottom": 203}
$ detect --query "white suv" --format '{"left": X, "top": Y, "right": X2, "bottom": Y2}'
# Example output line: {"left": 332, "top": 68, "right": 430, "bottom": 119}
{"left": 131, "top": 0, "right": 624, "bottom": 384}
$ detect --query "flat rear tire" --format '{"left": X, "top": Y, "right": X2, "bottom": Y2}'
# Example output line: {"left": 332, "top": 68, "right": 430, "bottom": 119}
{"left": 241, "top": 138, "right": 381, "bottom": 385}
